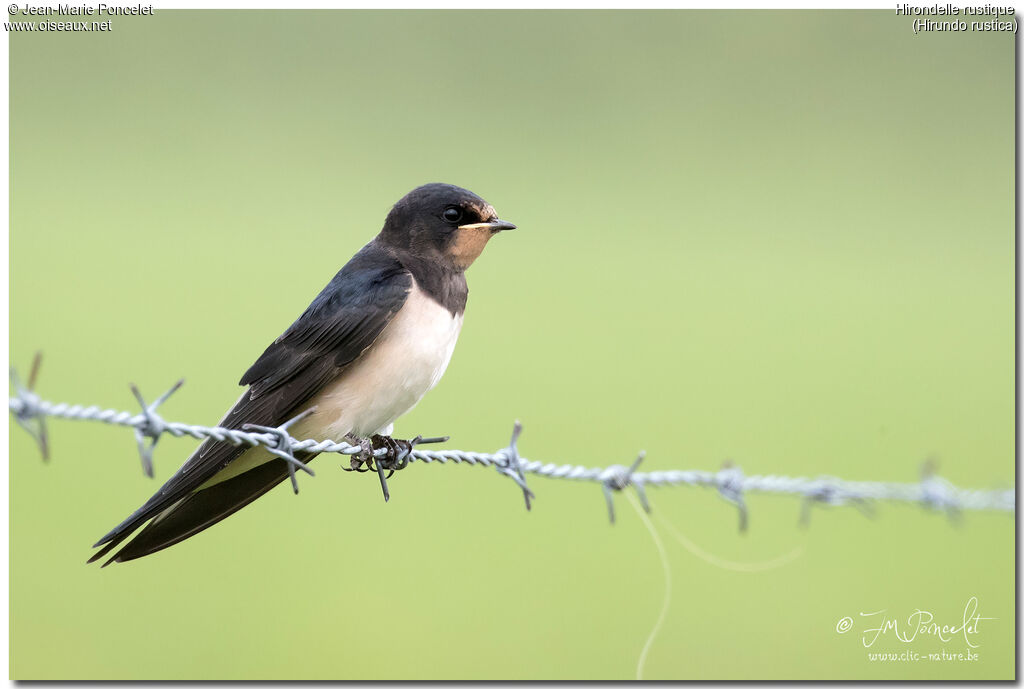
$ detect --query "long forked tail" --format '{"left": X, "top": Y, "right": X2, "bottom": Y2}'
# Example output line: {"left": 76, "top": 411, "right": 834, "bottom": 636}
{"left": 89, "top": 454, "right": 316, "bottom": 566}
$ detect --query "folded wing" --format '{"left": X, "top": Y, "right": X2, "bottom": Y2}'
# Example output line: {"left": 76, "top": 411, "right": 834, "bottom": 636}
{"left": 89, "top": 241, "right": 412, "bottom": 565}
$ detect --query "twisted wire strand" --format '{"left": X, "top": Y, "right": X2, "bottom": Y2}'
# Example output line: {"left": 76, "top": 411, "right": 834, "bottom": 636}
{"left": 8, "top": 390, "right": 1016, "bottom": 520}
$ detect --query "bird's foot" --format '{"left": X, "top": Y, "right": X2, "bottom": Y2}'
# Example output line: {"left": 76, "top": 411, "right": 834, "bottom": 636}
{"left": 370, "top": 434, "right": 414, "bottom": 478}
{"left": 341, "top": 432, "right": 449, "bottom": 503}
{"left": 342, "top": 433, "right": 375, "bottom": 473}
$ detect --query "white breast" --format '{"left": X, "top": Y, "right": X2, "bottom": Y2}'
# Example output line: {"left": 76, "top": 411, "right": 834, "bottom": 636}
{"left": 201, "top": 280, "right": 462, "bottom": 489}
{"left": 294, "top": 279, "right": 463, "bottom": 440}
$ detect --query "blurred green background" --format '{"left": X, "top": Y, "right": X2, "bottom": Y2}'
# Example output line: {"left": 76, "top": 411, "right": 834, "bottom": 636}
{"left": 9, "top": 10, "right": 1014, "bottom": 680}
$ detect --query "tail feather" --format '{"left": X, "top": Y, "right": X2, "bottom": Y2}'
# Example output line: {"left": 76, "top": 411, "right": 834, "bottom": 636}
{"left": 87, "top": 539, "right": 122, "bottom": 565}
{"left": 90, "top": 454, "right": 316, "bottom": 566}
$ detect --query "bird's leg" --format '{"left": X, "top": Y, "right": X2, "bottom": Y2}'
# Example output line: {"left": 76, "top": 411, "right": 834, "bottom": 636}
{"left": 342, "top": 433, "right": 374, "bottom": 473}
{"left": 339, "top": 433, "right": 395, "bottom": 501}
{"left": 368, "top": 433, "right": 448, "bottom": 497}
{"left": 373, "top": 433, "right": 448, "bottom": 468}
{"left": 342, "top": 433, "right": 447, "bottom": 503}
{"left": 370, "top": 435, "right": 404, "bottom": 479}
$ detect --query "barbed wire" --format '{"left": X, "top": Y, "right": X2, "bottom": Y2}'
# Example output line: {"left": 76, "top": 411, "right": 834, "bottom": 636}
{"left": 8, "top": 354, "right": 1015, "bottom": 526}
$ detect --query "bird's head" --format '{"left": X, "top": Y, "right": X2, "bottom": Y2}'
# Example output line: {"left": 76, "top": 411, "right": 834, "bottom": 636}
{"left": 379, "top": 183, "right": 516, "bottom": 271}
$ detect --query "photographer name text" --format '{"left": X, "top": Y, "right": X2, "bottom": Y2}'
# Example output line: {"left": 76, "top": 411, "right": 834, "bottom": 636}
{"left": 10, "top": 3, "right": 152, "bottom": 15}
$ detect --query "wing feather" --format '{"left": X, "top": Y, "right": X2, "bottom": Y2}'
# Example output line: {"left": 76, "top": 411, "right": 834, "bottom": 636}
{"left": 90, "top": 240, "right": 411, "bottom": 558}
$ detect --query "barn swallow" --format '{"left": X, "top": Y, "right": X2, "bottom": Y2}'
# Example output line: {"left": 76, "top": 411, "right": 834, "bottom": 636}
{"left": 88, "top": 183, "right": 515, "bottom": 566}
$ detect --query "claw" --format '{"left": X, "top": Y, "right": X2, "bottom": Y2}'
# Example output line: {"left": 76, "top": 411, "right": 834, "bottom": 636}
{"left": 343, "top": 433, "right": 375, "bottom": 473}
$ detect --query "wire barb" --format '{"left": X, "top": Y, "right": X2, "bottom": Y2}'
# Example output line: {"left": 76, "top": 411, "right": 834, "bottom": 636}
{"left": 6, "top": 371, "right": 1016, "bottom": 523}
{"left": 798, "top": 476, "right": 876, "bottom": 527}
{"left": 493, "top": 421, "right": 534, "bottom": 510}
{"left": 10, "top": 351, "right": 49, "bottom": 462}
{"left": 129, "top": 379, "right": 184, "bottom": 477}
{"left": 716, "top": 462, "right": 748, "bottom": 533}
{"left": 919, "top": 459, "right": 963, "bottom": 524}
{"left": 600, "top": 452, "right": 646, "bottom": 524}
{"left": 242, "top": 407, "right": 317, "bottom": 494}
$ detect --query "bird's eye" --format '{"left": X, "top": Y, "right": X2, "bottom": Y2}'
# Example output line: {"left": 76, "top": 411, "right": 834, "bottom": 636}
{"left": 442, "top": 207, "right": 463, "bottom": 224}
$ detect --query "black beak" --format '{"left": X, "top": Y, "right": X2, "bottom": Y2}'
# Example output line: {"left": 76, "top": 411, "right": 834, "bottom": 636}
{"left": 487, "top": 219, "right": 516, "bottom": 232}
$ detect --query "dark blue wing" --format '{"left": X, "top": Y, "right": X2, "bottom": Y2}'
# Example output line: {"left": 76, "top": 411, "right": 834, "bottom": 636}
{"left": 89, "top": 240, "right": 411, "bottom": 563}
